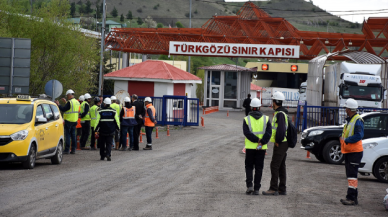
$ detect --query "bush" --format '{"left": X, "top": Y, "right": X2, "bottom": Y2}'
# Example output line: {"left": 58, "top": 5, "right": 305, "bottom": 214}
{"left": 137, "top": 17, "right": 143, "bottom": 25}
{"left": 156, "top": 23, "right": 163, "bottom": 28}
{"left": 176, "top": 21, "right": 184, "bottom": 28}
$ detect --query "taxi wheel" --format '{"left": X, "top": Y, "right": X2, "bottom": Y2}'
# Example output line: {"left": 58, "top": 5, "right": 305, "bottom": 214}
{"left": 51, "top": 141, "right": 63, "bottom": 165}
{"left": 22, "top": 145, "right": 36, "bottom": 169}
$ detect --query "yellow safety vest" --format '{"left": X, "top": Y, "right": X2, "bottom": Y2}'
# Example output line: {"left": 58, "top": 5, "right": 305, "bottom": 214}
{"left": 244, "top": 115, "right": 269, "bottom": 150}
{"left": 80, "top": 101, "right": 91, "bottom": 121}
{"left": 90, "top": 105, "right": 99, "bottom": 127}
{"left": 110, "top": 103, "right": 121, "bottom": 125}
{"left": 270, "top": 111, "right": 288, "bottom": 143}
{"left": 63, "top": 98, "right": 80, "bottom": 122}
{"left": 341, "top": 114, "right": 364, "bottom": 154}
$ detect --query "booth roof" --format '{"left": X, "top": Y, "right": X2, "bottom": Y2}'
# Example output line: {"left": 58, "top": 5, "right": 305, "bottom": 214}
{"left": 251, "top": 83, "right": 264, "bottom": 91}
{"left": 104, "top": 60, "right": 202, "bottom": 83}
{"left": 198, "top": 64, "right": 257, "bottom": 72}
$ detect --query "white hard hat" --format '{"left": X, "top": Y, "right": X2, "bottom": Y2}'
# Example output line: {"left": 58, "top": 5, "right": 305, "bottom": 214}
{"left": 272, "top": 91, "right": 285, "bottom": 101}
{"left": 250, "top": 98, "right": 261, "bottom": 107}
{"left": 79, "top": 95, "right": 85, "bottom": 101}
{"left": 104, "top": 98, "right": 112, "bottom": 104}
{"left": 111, "top": 96, "right": 117, "bottom": 100}
{"left": 66, "top": 89, "right": 75, "bottom": 95}
{"left": 84, "top": 93, "right": 91, "bottom": 99}
{"left": 144, "top": 97, "right": 152, "bottom": 102}
{"left": 124, "top": 97, "right": 131, "bottom": 102}
{"left": 344, "top": 98, "right": 358, "bottom": 109}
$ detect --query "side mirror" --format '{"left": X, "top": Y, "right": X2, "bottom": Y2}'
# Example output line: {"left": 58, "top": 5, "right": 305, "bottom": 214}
{"left": 36, "top": 117, "right": 47, "bottom": 124}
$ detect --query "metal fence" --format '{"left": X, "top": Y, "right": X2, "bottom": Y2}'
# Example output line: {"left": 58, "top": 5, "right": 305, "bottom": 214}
{"left": 261, "top": 98, "right": 299, "bottom": 108}
{"left": 295, "top": 101, "right": 388, "bottom": 132}
{"left": 138, "top": 96, "right": 163, "bottom": 123}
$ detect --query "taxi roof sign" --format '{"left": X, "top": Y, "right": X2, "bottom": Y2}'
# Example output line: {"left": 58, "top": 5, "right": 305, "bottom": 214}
{"left": 16, "top": 95, "right": 31, "bottom": 101}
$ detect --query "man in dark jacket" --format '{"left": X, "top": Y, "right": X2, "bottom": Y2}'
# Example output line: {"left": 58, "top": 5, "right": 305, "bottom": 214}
{"left": 119, "top": 97, "right": 138, "bottom": 151}
{"left": 263, "top": 91, "right": 289, "bottom": 196}
{"left": 243, "top": 98, "right": 272, "bottom": 195}
{"left": 94, "top": 98, "right": 120, "bottom": 161}
{"left": 243, "top": 94, "right": 252, "bottom": 116}
{"left": 131, "top": 94, "right": 145, "bottom": 151}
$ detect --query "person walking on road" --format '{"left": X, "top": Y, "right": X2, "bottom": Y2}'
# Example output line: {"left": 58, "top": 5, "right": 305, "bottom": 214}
{"left": 80, "top": 93, "right": 92, "bottom": 150}
{"left": 110, "top": 96, "right": 121, "bottom": 150}
{"left": 243, "top": 98, "right": 272, "bottom": 195}
{"left": 119, "top": 97, "right": 138, "bottom": 151}
{"left": 143, "top": 97, "right": 157, "bottom": 150}
{"left": 131, "top": 94, "right": 145, "bottom": 151}
{"left": 94, "top": 98, "right": 120, "bottom": 161}
{"left": 243, "top": 94, "right": 252, "bottom": 116}
{"left": 55, "top": 89, "right": 80, "bottom": 154}
{"left": 90, "top": 97, "right": 101, "bottom": 150}
{"left": 340, "top": 98, "right": 364, "bottom": 205}
{"left": 263, "top": 91, "right": 289, "bottom": 196}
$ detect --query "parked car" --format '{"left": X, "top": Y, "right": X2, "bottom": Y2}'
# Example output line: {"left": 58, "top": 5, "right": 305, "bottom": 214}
{"left": 0, "top": 95, "right": 64, "bottom": 169}
{"left": 300, "top": 112, "right": 388, "bottom": 164}
{"left": 359, "top": 137, "right": 388, "bottom": 183}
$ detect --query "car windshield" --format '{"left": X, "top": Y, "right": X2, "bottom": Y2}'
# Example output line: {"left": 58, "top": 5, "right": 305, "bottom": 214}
{"left": 299, "top": 88, "right": 306, "bottom": 94}
{"left": 342, "top": 85, "right": 381, "bottom": 101}
{"left": 0, "top": 104, "right": 33, "bottom": 124}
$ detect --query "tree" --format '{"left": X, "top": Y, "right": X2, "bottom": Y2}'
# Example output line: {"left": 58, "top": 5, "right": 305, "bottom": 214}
{"left": 86, "top": 0, "right": 92, "bottom": 14}
{"left": 120, "top": 14, "right": 124, "bottom": 22}
{"left": 70, "top": 2, "right": 76, "bottom": 17}
{"left": 196, "top": 70, "right": 205, "bottom": 102}
{"left": 144, "top": 16, "right": 157, "bottom": 28}
{"left": 137, "top": 17, "right": 143, "bottom": 25}
{"left": 126, "top": 10, "right": 132, "bottom": 20}
{"left": 176, "top": 21, "right": 184, "bottom": 28}
{"left": 79, "top": 3, "right": 86, "bottom": 14}
{"left": 0, "top": 0, "right": 100, "bottom": 95}
{"left": 111, "top": 7, "right": 118, "bottom": 18}
{"left": 156, "top": 23, "right": 163, "bottom": 28}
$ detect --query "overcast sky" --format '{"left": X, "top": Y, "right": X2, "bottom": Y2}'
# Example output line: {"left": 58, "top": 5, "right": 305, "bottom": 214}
{"left": 304, "top": 0, "right": 388, "bottom": 23}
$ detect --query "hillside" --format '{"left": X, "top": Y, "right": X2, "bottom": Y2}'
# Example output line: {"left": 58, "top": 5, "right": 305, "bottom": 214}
{"left": 70, "top": 0, "right": 362, "bottom": 34}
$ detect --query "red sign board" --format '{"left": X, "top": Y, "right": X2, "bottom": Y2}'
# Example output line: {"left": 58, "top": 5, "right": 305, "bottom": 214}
{"left": 262, "top": 64, "right": 269, "bottom": 71}
{"left": 291, "top": 65, "right": 298, "bottom": 72}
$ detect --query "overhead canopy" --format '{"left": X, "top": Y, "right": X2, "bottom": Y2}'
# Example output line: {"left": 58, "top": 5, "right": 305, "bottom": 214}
{"left": 198, "top": 64, "right": 256, "bottom": 72}
{"left": 104, "top": 60, "right": 202, "bottom": 84}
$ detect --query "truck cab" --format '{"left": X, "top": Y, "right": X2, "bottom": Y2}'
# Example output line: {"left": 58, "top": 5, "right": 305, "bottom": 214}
{"left": 298, "top": 81, "right": 307, "bottom": 105}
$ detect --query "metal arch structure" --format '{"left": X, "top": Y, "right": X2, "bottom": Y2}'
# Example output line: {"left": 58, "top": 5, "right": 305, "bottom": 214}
{"left": 105, "top": 2, "right": 388, "bottom": 60}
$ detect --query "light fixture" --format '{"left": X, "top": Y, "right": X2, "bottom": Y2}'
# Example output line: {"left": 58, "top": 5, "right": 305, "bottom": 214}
{"left": 300, "top": 39, "right": 304, "bottom": 44}
{"left": 325, "top": 39, "right": 329, "bottom": 44}
{"left": 280, "top": 37, "right": 284, "bottom": 40}
{"left": 349, "top": 40, "right": 352, "bottom": 46}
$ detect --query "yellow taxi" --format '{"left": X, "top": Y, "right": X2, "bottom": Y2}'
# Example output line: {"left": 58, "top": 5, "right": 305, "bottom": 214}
{"left": 0, "top": 95, "right": 64, "bottom": 169}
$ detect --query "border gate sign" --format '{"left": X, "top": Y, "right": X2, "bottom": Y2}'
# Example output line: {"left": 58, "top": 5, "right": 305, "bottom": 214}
{"left": 0, "top": 37, "right": 31, "bottom": 95}
{"left": 169, "top": 41, "right": 300, "bottom": 58}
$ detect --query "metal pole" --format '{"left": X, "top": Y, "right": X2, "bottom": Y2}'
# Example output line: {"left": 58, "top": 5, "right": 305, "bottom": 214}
{"left": 188, "top": 0, "right": 192, "bottom": 73}
{"left": 98, "top": 0, "right": 106, "bottom": 95}
{"left": 9, "top": 38, "right": 14, "bottom": 96}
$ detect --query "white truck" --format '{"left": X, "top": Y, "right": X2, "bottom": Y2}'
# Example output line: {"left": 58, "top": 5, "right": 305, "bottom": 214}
{"left": 298, "top": 81, "right": 307, "bottom": 105}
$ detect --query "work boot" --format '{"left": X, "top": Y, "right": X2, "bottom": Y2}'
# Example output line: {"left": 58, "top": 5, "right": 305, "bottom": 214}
{"left": 253, "top": 190, "right": 260, "bottom": 195}
{"left": 143, "top": 145, "right": 152, "bottom": 150}
{"left": 279, "top": 191, "right": 287, "bottom": 195}
{"left": 81, "top": 147, "right": 90, "bottom": 150}
{"left": 115, "top": 142, "right": 119, "bottom": 150}
{"left": 246, "top": 187, "right": 254, "bottom": 195}
{"left": 90, "top": 147, "right": 97, "bottom": 150}
{"left": 100, "top": 157, "right": 104, "bottom": 161}
{"left": 107, "top": 156, "right": 111, "bottom": 161}
{"left": 120, "top": 147, "right": 127, "bottom": 151}
{"left": 340, "top": 198, "right": 358, "bottom": 205}
{"left": 262, "top": 190, "right": 279, "bottom": 196}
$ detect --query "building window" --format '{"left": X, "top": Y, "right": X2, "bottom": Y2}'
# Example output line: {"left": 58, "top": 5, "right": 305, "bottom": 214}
{"left": 211, "top": 100, "right": 219, "bottom": 106}
{"left": 224, "top": 101, "right": 237, "bottom": 108}
{"left": 207, "top": 72, "right": 210, "bottom": 98}
{"left": 212, "top": 71, "right": 221, "bottom": 85}
{"left": 224, "top": 71, "right": 237, "bottom": 99}
{"left": 211, "top": 87, "right": 220, "bottom": 98}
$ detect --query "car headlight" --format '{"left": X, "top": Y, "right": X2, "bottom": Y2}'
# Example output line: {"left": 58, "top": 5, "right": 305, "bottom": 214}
{"left": 10, "top": 130, "right": 29, "bottom": 141}
{"left": 308, "top": 130, "right": 324, "bottom": 136}
{"left": 363, "top": 142, "right": 378, "bottom": 149}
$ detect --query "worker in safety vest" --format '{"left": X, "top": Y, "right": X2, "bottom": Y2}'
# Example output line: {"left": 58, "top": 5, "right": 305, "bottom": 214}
{"left": 119, "top": 97, "right": 138, "bottom": 151}
{"left": 90, "top": 97, "right": 101, "bottom": 150}
{"left": 110, "top": 96, "right": 121, "bottom": 150}
{"left": 80, "top": 93, "right": 92, "bottom": 150}
{"left": 143, "top": 97, "right": 157, "bottom": 150}
{"left": 340, "top": 98, "right": 364, "bottom": 205}
{"left": 243, "top": 98, "right": 272, "bottom": 195}
{"left": 95, "top": 98, "right": 120, "bottom": 161}
{"left": 76, "top": 95, "right": 84, "bottom": 138}
{"left": 263, "top": 91, "right": 289, "bottom": 196}
{"left": 55, "top": 89, "right": 80, "bottom": 154}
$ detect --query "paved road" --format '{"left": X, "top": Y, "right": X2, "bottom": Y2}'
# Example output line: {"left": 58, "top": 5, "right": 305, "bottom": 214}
{"left": 1, "top": 109, "right": 387, "bottom": 217}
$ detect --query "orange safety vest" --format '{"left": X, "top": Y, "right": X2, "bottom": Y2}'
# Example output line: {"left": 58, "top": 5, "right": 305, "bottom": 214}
{"left": 144, "top": 104, "right": 156, "bottom": 127}
{"left": 76, "top": 105, "right": 82, "bottom": 128}
{"left": 340, "top": 114, "right": 363, "bottom": 154}
{"left": 123, "top": 107, "right": 136, "bottom": 119}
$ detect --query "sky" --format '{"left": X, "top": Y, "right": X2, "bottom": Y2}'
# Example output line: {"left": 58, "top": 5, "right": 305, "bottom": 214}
{"left": 305, "top": 0, "right": 388, "bottom": 23}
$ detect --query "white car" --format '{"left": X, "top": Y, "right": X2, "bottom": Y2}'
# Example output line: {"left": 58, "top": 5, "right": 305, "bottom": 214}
{"left": 359, "top": 137, "right": 388, "bottom": 183}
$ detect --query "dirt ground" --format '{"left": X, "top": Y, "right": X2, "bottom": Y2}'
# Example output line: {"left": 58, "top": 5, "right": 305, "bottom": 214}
{"left": 1, "top": 109, "right": 387, "bottom": 217}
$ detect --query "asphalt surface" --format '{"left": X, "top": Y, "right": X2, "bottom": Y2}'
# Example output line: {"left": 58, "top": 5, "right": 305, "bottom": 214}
{"left": 1, "top": 108, "right": 387, "bottom": 217}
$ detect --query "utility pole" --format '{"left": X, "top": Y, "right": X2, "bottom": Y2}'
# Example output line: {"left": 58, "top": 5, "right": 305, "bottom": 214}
{"left": 98, "top": 0, "right": 106, "bottom": 95}
{"left": 188, "top": 0, "right": 192, "bottom": 73}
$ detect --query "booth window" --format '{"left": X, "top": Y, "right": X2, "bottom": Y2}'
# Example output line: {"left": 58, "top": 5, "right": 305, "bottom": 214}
{"left": 224, "top": 71, "right": 237, "bottom": 99}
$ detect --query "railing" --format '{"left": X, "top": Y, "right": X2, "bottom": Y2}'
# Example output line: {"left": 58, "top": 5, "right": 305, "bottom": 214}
{"left": 261, "top": 98, "right": 299, "bottom": 108}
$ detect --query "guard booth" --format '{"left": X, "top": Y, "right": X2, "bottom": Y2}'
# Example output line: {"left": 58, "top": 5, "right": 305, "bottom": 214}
{"left": 198, "top": 64, "right": 256, "bottom": 109}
